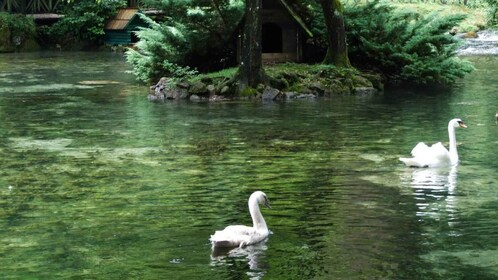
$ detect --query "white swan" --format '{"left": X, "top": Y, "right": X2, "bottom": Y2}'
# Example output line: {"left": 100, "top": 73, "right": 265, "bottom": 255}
{"left": 400, "top": 118, "right": 467, "bottom": 168}
{"left": 210, "top": 191, "right": 271, "bottom": 248}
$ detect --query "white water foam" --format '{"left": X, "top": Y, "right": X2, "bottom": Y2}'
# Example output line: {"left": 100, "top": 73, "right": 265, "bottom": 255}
{"left": 457, "top": 30, "right": 498, "bottom": 55}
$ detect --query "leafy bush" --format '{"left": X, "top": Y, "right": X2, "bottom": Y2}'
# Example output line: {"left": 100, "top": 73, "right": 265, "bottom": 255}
{"left": 345, "top": 1, "right": 474, "bottom": 85}
{"left": 0, "top": 12, "right": 36, "bottom": 40}
{"left": 45, "top": 0, "right": 126, "bottom": 48}
{"left": 126, "top": 0, "right": 244, "bottom": 83}
{"left": 126, "top": 15, "right": 198, "bottom": 83}
{"left": 0, "top": 12, "right": 36, "bottom": 51}
{"left": 485, "top": 0, "right": 498, "bottom": 26}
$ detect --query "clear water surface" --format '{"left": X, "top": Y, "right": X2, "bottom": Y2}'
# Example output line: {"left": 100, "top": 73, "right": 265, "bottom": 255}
{"left": 0, "top": 52, "right": 497, "bottom": 279}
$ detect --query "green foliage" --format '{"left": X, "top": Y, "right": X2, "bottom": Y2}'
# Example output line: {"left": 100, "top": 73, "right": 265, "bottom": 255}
{"left": 484, "top": 0, "right": 498, "bottom": 26}
{"left": 126, "top": 15, "right": 198, "bottom": 83}
{"left": 126, "top": 0, "right": 244, "bottom": 83}
{"left": 0, "top": 12, "right": 36, "bottom": 48}
{"left": 345, "top": 1, "right": 474, "bottom": 85}
{"left": 44, "top": 0, "right": 125, "bottom": 48}
{"left": 193, "top": 67, "right": 238, "bottom": 81}
{"left": 240, "top": 87, "right": 258, "bottom": 96}
{"left": 0, "top": 12, "right": 35, "bottom": 37}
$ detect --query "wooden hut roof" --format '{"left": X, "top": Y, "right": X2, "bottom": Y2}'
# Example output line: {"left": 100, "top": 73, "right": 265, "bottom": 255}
{"left": 105, "top": 8, "right": 139, "bottom": 30}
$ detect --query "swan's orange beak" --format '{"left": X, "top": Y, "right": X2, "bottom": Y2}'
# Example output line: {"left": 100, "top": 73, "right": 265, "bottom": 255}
{"left": 459, "top": 122, "right": 467, "bottom": 128}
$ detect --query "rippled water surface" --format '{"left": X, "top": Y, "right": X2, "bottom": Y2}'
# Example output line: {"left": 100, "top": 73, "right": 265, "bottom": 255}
{"left": 0, "top": 52, "right": 497, "bottom": 279}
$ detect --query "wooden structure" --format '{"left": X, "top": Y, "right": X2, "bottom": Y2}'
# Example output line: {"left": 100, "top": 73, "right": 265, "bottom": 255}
{"left": 238, "top": 0, "right": 313, "bottom": 64}
{"left": 127, "top": 0, "right": 139, "bottom": 8}
{"left": 104, "top": 8, "right": 148, "bottom": 45}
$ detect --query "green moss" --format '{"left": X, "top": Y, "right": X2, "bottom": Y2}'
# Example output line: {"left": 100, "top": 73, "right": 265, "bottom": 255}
{"left": 179, "top": 62, "right": 381, "bottom": 97}
{"left": 286, "top": 84, "right": 307, "bottom": 93}
{"left": 269, "top": 76, "right": 290, "bottom": 89}
{"left": 240, "top": 87, "right": 258, "bottom": 96}
{"left": 194, "top": 67, "right": 238, "bottom": 81}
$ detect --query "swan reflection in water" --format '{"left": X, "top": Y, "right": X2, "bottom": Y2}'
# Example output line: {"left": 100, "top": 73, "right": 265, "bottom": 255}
{"left": 403, "top": 166, "right": 459, "bottom": 222}
{"left": 210, "top": 239, "right": 269, "bottom": 280}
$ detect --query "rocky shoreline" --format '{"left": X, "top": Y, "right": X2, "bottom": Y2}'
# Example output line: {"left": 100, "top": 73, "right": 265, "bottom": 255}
{"left": 148, "top": 65, "right": 385, "bottom": 102}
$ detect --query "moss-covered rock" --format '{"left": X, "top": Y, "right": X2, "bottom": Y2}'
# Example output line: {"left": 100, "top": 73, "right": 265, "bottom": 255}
{"left": 352, "top": 75, "right": 373, "bottom": 88}
{"left": 327, "top": 80, "right": 350, "bottom": 95}
{"left": 309, "top": 81, "right": 326, "bottom": 95}
{"left": 262, "top": 87, "right": 281, "bottom": 101}
{"left": 361, "top": 73, "right": 384, "bottom": 91}
{"left": 188, "top": 81, "right": 208, "bottom": 96}
{"left": 240, "top": 87, "right": 258, "bottom": 97}
{"left": 269, "top": 75, "right": 289, "bottom": 89}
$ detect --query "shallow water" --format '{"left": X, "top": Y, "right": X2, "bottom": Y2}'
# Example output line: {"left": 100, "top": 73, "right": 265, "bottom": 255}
{"left": 0, "top": 52, "right": 497, "bottom": 279}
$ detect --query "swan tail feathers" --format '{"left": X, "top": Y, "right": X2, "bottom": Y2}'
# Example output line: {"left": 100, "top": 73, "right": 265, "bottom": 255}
{"left": 399, "top": 157, "right": 427, "bottom": 168}
{"left": 210, "top": 233, "right": 239, "bottom": 248}
{"left": 211, "top": 240, "right": 238, "bottom": 248}
{"left": 210, "top": 228, "right": 251, "bottom": 248}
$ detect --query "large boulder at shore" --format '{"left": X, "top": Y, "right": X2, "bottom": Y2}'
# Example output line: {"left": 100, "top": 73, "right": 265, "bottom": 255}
{"left": 148, "top": 78, "right": 189, "bottom": 101}
{"left": 262, "top": 87, "right": 281, "bottom": 101}
{"left": 188, "top": 81, "right": 209, "bottom": 96}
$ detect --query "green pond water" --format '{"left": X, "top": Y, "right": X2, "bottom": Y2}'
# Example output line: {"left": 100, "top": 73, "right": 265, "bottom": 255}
{"left": 0, "top": 52, "right": 497, "bottom": 279}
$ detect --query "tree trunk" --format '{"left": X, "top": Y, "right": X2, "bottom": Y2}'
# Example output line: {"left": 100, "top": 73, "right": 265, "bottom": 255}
{"left": 238, "top": 0, "right": 264, "bottom": 91}
{"left": 319, "top": 0, "right": 351, "bottom": 67}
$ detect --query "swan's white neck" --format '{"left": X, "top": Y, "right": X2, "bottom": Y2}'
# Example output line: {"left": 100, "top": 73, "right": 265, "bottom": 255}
{"left": 448, "top": 122, "right": 458, "bottom": 164}
{"left": 249, "top": 196, "right": 268, "bottom": 231}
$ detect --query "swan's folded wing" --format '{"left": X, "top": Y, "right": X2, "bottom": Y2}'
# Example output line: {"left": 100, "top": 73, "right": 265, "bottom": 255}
{"left": 210, "top": 225, "right": 254, "bottom": 247}
{"left": 210, "top": 225, "right": 270, "bottom": 248}
{"left": 412, "top": 142, "right": 450, "bottom": 167}
{"left": 401, "top": 142, "right": 446, "bottom": 167}
{"left": 429, "top": 142, "right": 451, "bottom": 161}
{"left": 410, "top": 142, "right": 430, "bottom": 157}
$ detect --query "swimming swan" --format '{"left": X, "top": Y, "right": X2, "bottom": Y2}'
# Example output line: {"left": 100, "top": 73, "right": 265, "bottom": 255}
{"left": 400, "top": 118, "right": 467, "bottom": 168}
{"left": 210, "top": 191, "right": 271, "bottom": 248}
